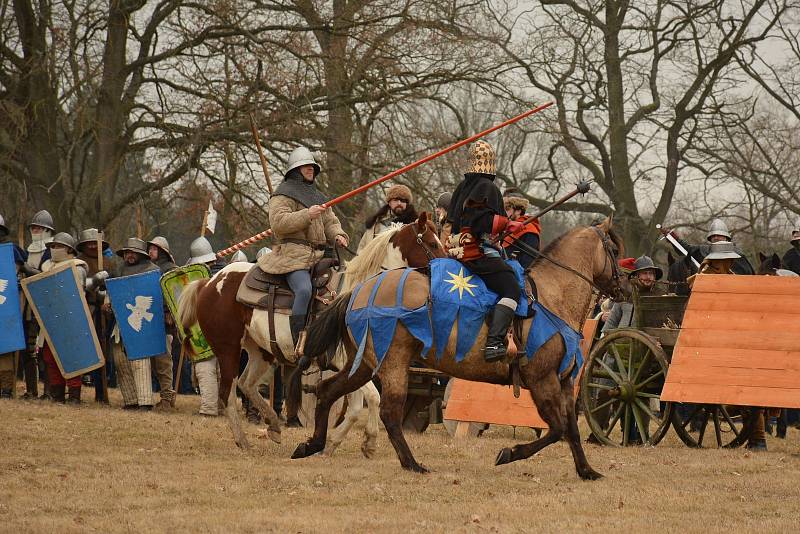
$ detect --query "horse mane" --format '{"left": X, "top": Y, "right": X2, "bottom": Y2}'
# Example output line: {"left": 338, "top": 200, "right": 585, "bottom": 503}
{"left": 342, "top": 225, "right": 402, "bottom": 290}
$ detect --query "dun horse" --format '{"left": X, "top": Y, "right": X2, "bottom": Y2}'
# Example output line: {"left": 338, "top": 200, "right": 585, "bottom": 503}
{"left": 176, "top": 213, "right": 444, "bottom": 453}
{"left": 293, "top": 217, "right": 624, "bottom": 479}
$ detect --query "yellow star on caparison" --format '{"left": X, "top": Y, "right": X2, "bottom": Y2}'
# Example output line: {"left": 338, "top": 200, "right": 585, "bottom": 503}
{"left": 445, "top": 267, "right": 478, "bottom": 299}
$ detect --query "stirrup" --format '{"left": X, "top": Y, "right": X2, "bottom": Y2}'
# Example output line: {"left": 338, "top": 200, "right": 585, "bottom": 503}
{"left": 484, "top": 344, "right": 507, "bottom": 363}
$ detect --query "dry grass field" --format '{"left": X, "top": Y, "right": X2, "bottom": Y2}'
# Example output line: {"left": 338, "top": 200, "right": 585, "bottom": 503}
{"left": 2, "top": 392, "right": 799, "bottom": 533}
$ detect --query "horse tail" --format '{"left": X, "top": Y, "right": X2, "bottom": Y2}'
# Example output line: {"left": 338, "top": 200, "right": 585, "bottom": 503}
{"left": 305, "top": 291, "right": 352, "bottom": 360}
{"left": 176, "top": 279, "right": 207, "bottom": 331}
{"left": 286, "top": 291, "right": 352, "bottom": 419}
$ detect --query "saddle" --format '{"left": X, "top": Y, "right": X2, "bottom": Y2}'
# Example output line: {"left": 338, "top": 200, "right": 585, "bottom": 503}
{"left": 236, "top": 258, "right": 341, "bottom": 314}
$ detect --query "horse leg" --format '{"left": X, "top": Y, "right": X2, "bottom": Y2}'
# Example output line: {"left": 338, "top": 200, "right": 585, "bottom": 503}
{"left": 291, "top": 362, "right": 373, "bottom": 459}
{"left": 323, "top": 388, "right": 363, "bottom": 457}
{"left": 361, "top": 381, "right": 381, "bottom": 458}
{"left": 377, "top": 345, "right": 427, "bottom": 473}
{"left": 239, "top": 344, "right": 281, "bottom": 444}
{"left": 560, "top": 375, "right": 603, "bottom": 480}
{"left": 495, "top": 371, "right": 563, "bottom": 467}
{"left": 222, "top": 375, "right": 250, "bottom": 450}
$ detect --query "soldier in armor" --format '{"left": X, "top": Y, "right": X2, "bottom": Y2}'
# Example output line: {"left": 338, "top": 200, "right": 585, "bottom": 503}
{"left": 445, "top": 141, "right": 523, "bottom": 362}
{"left": 671, "top": 218, "right": 754, "bottom": 275}
{"left": 39, "top": 233, "right": 108, "bottom": 403}
{"left": 185, "top": 237, "right": 223, "bottom": 415}
{"left": 781, "top": 229, "right": 800, "bottom": 275}
{"left": 148, "top": 236, "right": 177, "bottom": 273}
{"left": 106, "top": 238, "right": 160, "bottom": 410}
{"left": 257, "top": 147, "right": 349, "bottom": 349}
{"left": 501, "top": 191, "right": 541, "bottom": 269}
{"left": 19, "top": 210, "right": 55, "bottom": 399}
{"left": 0, "top": 214, "right": 27, "bottom": 398}
{"left": 76, "top": 228, "right": 114, "bottom": 402}
{"left": 147, "top": 236, "right": 178, "bottom": 410}
{"left": 357, "top": 184, "right": 417, "bottom": 252}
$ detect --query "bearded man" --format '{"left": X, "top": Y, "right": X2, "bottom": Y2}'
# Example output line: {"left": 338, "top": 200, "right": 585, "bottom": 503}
{"left": 357, "top": 184, "right": 418, "bottom": 252}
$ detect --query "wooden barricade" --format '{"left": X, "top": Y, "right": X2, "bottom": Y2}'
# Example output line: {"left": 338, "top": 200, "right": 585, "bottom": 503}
{"left": 443, "top": 319, "right": 599, "bottom": 433}
{"left": 660, "top": 275, "right": 800, "bottom": 408}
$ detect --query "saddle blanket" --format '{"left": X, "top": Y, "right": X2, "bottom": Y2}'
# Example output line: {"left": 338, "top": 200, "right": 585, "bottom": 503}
{"left": 345, "top": 258, "right": 583, "bottom": 377}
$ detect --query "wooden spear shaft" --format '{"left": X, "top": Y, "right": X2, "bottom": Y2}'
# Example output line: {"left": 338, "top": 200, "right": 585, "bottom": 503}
{"left": 322, "top": 101, "right": 554, "bottom": 208}
{"left": 249, "top": 113, "right": 274, "bottom": 195}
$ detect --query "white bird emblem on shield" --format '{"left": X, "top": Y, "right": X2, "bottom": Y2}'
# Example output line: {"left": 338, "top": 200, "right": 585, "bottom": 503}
{"left": 0, "top": 278, "right": 8, "bottom": 305}
{"left": 126, "top": 295, "right": 154, "bottom": 332}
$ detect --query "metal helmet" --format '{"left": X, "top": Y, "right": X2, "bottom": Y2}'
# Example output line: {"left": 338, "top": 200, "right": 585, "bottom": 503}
{"left": 285, "top": 147, "right": 321, "bottom": 178}
{"left": 706, "top": 218, "right": 731, "bottom": 241}
{"left": 77, "top": 228, "right": 110, "bottom": 251}
{"left": 46, "top": 232, "right": 78, "bottom": 254}
{"left": 0, "top": 213, "right": 8, "bottom": 236}
{"left": 255, "top": 246, "right": 272, "bottom": 260}
{"left": 115, "top": 237, "right": 149, "bottom": 258}
{"left": 147, "top": 236, "right": 175, "bottom": 262}
{"left": 29, "top": 210, "right": 55, "bottom": 231}
{"left": 436, "top": 192, "right": 452, "bottom": 210}
{"left": 704, "top": 241, "right": 740, "bottom": 260}
{"left": 229, "top": 250, "right": 249, "bottom": 263}
{"left": 188, "top": 236, "right": 216, "bottom": 264}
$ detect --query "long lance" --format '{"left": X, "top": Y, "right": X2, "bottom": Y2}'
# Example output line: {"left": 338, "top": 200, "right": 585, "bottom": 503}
{"left": 216, "top": 229, "right": 273, "bottom": 259}
{"left": 322, "top": 101, "right": 555, "bottom": 208}
{"left": 656, "top": 224, "right": 701, "bottom": 269}
{"left": 495, "top": 181, "right": 592, "bottom": 245}
{"left": 249, "top": 113, "right": 274, "bottom": 195}
{"left": 94, "top": 197, "right": 110, "bottom": 403}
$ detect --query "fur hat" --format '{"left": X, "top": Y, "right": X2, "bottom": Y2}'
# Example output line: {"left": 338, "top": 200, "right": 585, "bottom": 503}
{"left": 386, "top": 184, "right": 413, "bottom": 204}
{"left": 791, "top": 229, "right": 800, "bottom": 243}
{"left": 504, "top": 196, "right": 529, "bottom": 212}
{"left": 467, "top": 141, "right": 496, "bottom": 175}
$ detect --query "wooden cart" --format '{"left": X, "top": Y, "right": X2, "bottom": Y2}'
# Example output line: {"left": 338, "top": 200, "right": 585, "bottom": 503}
{"left": 579, "top": 291, "right": 759, "bottom": 448}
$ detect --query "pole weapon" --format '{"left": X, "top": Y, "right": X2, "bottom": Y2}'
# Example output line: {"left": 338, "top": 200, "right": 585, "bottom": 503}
{"left": 322, "top": 102, "right": 554, "bottom": 209}
{"left": 249, "top": 113, "right": 274, "bottom": 195}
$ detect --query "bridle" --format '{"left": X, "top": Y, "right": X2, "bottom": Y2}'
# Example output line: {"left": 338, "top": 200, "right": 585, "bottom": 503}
{"left": 414, "top": 227, "right": 439, "bottom": 262}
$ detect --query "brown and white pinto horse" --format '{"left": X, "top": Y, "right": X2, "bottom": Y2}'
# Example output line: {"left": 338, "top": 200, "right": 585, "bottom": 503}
{"left": 293, "top": 217, "right": 624, "bottom": 479}
{"left": 176, "top": 213, "right": 444, "bottom": 452}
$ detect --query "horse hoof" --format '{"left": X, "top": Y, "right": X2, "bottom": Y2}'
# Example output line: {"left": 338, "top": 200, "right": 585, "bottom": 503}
{"left": 361, "top": 443, "right": 376, "bottom": 459}
{"left": 285, "top": 416, "right": 303, "bottom": 428}
{"left": 405, "top": 463, "right": 429, "bottom": 474}
{"left": 495, "top": 448, "right": 513, "bottom": 466}
{"left": 291, "top": 441, "right": 323, "bottom": 459}
{"left": 268, "top": 428, "right": 281, "bottom": 444}
{"left": 579, "top": 468, "right": 604, "bottom": 481}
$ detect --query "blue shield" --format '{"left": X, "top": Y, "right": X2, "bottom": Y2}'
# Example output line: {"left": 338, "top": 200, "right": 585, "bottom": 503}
{"left": 107, "top": 270, "right": 166, "bottom": 360}
{"left": 0, "top": 243, "right": 25, "bottom": 354}
{"left": 21, "top": 262, "right": 104, "bottom": 378}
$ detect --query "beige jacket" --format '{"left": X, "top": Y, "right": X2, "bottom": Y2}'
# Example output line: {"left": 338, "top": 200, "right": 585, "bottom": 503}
{"left": 257, "top": 194, "right": 348, "bottom": 274}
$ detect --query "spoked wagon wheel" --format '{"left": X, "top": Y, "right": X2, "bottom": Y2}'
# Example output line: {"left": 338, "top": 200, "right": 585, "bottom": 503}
{"left": 580, "top": 329, "right": 673, "bottom": 447}
{"left": 671, "top": 404, "right": 759, "bottom": 448}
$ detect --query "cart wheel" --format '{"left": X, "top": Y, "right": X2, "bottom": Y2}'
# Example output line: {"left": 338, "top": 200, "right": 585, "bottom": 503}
{"left": 580, "top": 329, "right": 673, "bottom": 447}
{"left": 671, "top": 404, "right": 759, "bottom": 448}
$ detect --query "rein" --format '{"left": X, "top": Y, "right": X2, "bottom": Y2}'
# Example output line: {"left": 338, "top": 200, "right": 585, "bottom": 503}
{"left": 510, "top": 226, "right": 624, "bottom": 300}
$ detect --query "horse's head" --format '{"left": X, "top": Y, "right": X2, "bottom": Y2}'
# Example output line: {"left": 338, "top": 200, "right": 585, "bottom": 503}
{"left": 590, "top": 214, "right": 626, "bottom": 301}
{"left": 392, "top": 212, "right": 446, "bottom": 268}
{"left": 757, "top": 252, "right": 782, "bottom": 275}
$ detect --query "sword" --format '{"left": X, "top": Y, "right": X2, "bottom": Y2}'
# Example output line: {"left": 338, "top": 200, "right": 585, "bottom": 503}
{"left": 656, "top": 224, "right": 701, "bottom": 269}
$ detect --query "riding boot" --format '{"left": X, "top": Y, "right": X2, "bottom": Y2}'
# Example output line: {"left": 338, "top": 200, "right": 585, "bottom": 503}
{"left": 484, "top": 304, "right": 516, "bottom": 363}
{"left": 51, "top": 384, "right": 66, "bottom": 404}
{"left": 290, "top": 315, "right": 311, "bottom": 371}
{"left": 66, "top": 386, "right": 81, "bottom": 405}
{"left": 746, "top": 410, "right": 768, "bottom": 452}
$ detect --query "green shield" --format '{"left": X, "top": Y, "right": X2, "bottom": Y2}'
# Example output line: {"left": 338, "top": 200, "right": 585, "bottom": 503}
{"left": 160, "top": 265, "right": 214, "bottom": 362}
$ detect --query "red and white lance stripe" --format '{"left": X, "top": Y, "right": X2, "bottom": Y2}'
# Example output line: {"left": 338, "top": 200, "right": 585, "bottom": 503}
{"left": 216, "top": 229, "right": 273, "bottom": 258}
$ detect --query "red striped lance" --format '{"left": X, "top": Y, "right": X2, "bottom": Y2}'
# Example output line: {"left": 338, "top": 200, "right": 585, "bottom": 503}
{"left": 216, "top": 229, "right": 273, "bottom": 258}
